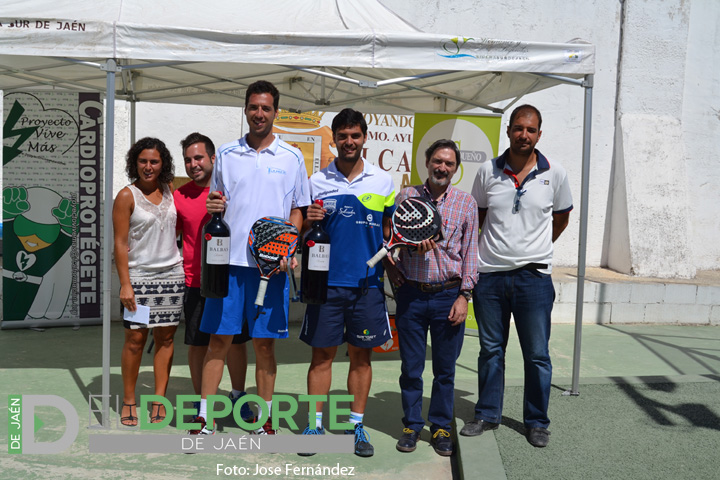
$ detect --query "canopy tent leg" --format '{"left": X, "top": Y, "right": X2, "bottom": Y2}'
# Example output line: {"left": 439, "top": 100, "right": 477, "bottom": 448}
{"left": 101, "top": 58, "right": 120, "bottom": 425}
{"left": 563, "top": 74, "right": 594, "bottom": 397}
{"left": 130, "top": 100, "right": 136, "bottom": 145}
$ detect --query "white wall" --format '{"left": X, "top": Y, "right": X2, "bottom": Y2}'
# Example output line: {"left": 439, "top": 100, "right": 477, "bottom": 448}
{"left": 682, "top": 0, "right": 720, "bottom": 270}
{"left": 606, "top": 0, "right": 695, "bottom": 278}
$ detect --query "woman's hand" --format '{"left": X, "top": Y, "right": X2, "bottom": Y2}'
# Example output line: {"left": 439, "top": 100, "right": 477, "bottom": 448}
{"left": 120, "top": 284, "right": 136, "bottom": 312}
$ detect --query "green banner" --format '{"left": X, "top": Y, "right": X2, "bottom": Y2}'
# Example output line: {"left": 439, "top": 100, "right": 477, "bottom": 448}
{"left": 2, "top": 91, "right": 103, "bottom": 328}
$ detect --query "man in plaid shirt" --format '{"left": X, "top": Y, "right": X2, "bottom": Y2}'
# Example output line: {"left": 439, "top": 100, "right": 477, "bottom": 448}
{"left": 384, "top": 139, "right": 478, "bottom": 456}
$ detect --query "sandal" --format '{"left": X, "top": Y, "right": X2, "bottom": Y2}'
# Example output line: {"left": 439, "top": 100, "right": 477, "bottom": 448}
{"left": 150, "top": 402, "right": 166, "bottom": 424}
{"left": 121, "top": 402, "right": 137, "bottom": 427}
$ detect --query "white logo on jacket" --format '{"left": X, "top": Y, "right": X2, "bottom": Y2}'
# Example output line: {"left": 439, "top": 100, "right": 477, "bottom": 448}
{"left": 339, "top": 206, "right": 355, "bottom": 218}
{"left": 323, "top": 199, "right": 337, "bottom": 215}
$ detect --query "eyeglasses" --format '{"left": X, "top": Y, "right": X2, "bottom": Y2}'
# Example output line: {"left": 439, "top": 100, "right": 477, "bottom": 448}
{"left": 512, "top": 187, "right": 526, "bottom": 214}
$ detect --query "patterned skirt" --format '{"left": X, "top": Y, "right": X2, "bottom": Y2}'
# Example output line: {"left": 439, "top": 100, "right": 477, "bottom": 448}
{"left": 124, "top": 263, "right": 184, "bottom": 329}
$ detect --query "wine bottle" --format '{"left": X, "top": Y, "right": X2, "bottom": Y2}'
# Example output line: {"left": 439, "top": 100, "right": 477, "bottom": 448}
{"left": 201, "top": 197, "right": 230, "bottom": 298}
{"left": 301, "top": 199, "right": 330, "bottom": 304}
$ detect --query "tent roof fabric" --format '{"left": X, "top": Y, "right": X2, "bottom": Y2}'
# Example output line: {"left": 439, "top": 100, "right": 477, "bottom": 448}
{"left": 0, "top": 0, "right": 594, "bottom": 113}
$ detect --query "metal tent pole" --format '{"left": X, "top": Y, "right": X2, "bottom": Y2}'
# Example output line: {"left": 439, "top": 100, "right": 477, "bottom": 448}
{"left": 564, "top": 73, "right": 594, "bottom": 397}
{"left": 101, "top": 58, "right": 119, "bottom": 425}
{"left": 130, "top": 100, "right": 136, "bottom": 145}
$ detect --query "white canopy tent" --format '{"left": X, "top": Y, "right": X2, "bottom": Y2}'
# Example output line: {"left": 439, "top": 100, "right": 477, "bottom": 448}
{"left": 0, "top": 0, "right": 595, "bottom": 424}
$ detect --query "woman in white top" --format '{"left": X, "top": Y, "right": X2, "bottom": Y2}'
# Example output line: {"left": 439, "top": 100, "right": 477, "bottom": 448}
{"left": 113, "top": 137, "right": 183, "bottom": 426}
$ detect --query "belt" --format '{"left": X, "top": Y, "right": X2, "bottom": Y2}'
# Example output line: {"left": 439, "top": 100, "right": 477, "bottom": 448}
{"left": 517, "top": 263, "right": 548, "bottom": 272}
{"left": 405, "top": 278, "right": 461, "bottom": 293}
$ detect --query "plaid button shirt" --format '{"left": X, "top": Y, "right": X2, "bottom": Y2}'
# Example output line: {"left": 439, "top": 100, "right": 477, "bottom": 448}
{"left": 395, "top": 183, "right": 479, "bottom": 291}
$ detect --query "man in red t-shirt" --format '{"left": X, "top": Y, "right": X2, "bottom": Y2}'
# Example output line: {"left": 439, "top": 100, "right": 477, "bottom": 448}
{"left": 174, "top": 132, "right": 252, "bottom": 420}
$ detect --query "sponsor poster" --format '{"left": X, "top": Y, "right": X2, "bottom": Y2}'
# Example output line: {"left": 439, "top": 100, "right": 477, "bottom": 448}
{"left": 2, "top": 91, "right": 103, "bottom": 328}
{"left": 411, "top": 112, "right": 502, "bottom": 332}
{"left": 411, "top": 112, "right": 501, "bottom": 194}
{"left": 273, "top": 110, "right": 414, "bottom": 190}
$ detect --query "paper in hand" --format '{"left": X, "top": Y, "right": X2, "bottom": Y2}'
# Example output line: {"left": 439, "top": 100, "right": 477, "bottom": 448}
{"left": 123, "top": 304, "right": 150, "bottom": 325}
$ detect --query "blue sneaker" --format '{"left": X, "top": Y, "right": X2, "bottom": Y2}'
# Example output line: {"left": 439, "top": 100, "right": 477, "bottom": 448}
{"left": 229, "top": 391, "right": 254, "bottom": 421}
{"left": 345, "top": 423, "right": 374, "bottom": 457}
{"left": 298, "top": 424, "right": 325, "bottom": 457}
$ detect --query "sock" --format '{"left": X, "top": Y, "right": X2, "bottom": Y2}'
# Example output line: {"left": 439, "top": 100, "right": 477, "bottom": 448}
{"left": 230, "top": 389, "right": 244, "bottom": 399}
{"left": 349, "top": 411, "right": 364, "bottom": 425}
{"left": 310, "top": 412, "right": 323, "bottom": 429}
{"left": 199, "top": 399, "right": 207, "bottom": 420}
{"left": 266, "top": 400, "right": 272, "bottom": 418}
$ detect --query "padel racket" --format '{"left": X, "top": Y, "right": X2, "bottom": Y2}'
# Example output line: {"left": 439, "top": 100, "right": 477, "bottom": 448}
{"left": 366, "top": 196, "right": 443, "bottom": 268}
{"left": 248, "top": 216, "right": 299, "bottom": 307}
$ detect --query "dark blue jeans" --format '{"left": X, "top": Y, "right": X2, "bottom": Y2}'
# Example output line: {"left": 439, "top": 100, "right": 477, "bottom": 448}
{"left": 396, "top": 283, "right": 465, "bottom": 433}
{"left": 472, "top": 269, "right": 554, "bottom": 428}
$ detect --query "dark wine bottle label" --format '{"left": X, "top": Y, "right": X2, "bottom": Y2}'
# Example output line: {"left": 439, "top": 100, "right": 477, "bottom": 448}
{"left": 205, "top": 233, "right": 230, "bottom": 265}
{"left": 307, "top": 241, "right": 330, "bottom": 271}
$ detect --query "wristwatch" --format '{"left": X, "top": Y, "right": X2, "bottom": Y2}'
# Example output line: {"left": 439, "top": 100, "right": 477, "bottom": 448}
{"left": 459, "top": 290, "right": 472, "bottom": 301}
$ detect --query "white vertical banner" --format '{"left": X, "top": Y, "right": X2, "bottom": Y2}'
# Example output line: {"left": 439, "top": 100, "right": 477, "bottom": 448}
{"left": 2, "top": 91, "right": 103, "bottom": 328}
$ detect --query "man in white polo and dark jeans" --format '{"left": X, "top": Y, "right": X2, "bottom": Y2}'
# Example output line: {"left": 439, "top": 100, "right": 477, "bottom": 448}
{"left": 463, "top": 104, "right": 572, "bottom": 448}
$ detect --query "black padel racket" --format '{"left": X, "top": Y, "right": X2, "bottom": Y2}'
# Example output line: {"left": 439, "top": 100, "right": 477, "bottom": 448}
{"left": 248, "top": 216, "right": 299, "bottom": 307}
{"left": 366, "top": 196, "right": 443, "bottom": 268}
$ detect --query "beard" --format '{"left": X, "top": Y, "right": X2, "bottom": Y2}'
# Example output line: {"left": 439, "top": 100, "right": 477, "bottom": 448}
{"left": 428, "top": 169, "right": 451, "bottom": 188}
{"left": 509, "top": 140, "right": 535, "bottom": 156}
{"left": 337, "top": 147, "right": 362, "bottom": 163}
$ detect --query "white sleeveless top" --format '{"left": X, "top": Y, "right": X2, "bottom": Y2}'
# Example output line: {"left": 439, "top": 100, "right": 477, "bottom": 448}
{"left": 127, "top": 183, "right": 182, "bottom": 273}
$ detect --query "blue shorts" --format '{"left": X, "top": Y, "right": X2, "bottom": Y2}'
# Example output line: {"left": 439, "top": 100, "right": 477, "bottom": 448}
{"left": 183, "top": 287, "right": 251, "bottom": 346}
{"left": 300, "top": 287, "right": 390, "bottom": 348}
{"left": 200, "top": 266, "right": 289, "bottom": 339}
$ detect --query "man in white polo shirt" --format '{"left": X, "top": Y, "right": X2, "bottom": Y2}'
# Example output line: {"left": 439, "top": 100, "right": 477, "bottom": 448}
{"left": 192, "top": 80, "right": 311, "bottom": 435}
{"left": 463, "top": 104, "right": 572, "bottom": 448}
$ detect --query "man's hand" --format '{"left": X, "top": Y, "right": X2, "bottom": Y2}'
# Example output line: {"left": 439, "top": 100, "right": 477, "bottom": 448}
{"left": 3, "top": 186, "right": 30, "bottom": 218}
{"left": 306, "top": 202, "right": 326, "bottom": 222}
{"left": 448, "top": 295, "right": 468, "bottom": 326}
{"left": 52, "top": 197, "right": 74, "bottom": 234}
{"left": 415, "top": 238, "right": 437, "bottom": 255}
{"left": 383, "top": 256, "right": 405, "bottom": 287}
{"left": 279, "top": 256, "right": 298, "bottom": 273}
{"left": 206, "top": 191, "right": 226, "bottom": 214}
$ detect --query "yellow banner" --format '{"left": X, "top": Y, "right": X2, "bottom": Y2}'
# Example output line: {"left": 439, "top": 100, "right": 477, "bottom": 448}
{"left": 410, "top": 112, "right": 501, "bottom": 194}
